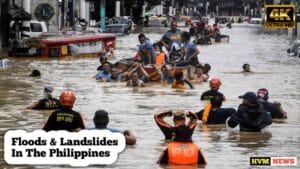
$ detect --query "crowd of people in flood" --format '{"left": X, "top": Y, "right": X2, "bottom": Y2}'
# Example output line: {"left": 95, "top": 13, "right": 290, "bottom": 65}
{"left": 24, "top": 19, "right": 288, "bottom": 166}
{"left": 94, "top": 20, "right": 212, "bottom": 90}
{"left": 188, "top": 18, "right": 230, "bottom": 45}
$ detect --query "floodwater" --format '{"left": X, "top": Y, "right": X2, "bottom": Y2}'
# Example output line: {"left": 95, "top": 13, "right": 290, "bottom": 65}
{"left": 0, "top": 23, "right": 299, "bottom": 169}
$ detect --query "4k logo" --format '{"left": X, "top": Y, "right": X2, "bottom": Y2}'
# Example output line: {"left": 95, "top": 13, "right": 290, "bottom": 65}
{"left": 264, "top": 5, "right": 295, "bottom": 28}
{"left": 270, "top": 9, "right": 291, "bottom": 21}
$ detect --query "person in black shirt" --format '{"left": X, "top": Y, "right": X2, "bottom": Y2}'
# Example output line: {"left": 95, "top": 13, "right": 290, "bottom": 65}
{"left": 257, "top": 88, "right": 287, "bottom": 119}
{"left": 197, "top": 94, "right": 236, "bottom": 124}
{"left": 201, "top": 78, "right": 226, "bottom": 101}
{"left": 227, "top": 92, "right": 272, "bottom": 132}
{"left": 27, "top": 86, "right": 60, "bottom": 110}
{"left": 43, "top": 91, "right": 85, "bottom": 132}
{"left": 154, "top": 109, "right": 197, "bottom": 141}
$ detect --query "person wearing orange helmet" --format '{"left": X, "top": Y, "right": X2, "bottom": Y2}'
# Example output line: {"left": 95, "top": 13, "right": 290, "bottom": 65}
{"left": 200, "top": 78, "right": 226, "bottom": 101}
{"left": 43, "top": 91, "right": 85, "bottom": 132}
{"left": 196, "top": 94, "right": 236, "bottom": 124}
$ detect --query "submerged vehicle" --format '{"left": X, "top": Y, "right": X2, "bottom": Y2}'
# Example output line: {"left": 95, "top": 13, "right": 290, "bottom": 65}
{"left": 9, "top": 31, "right": 116, "bottom": 58}
{"left": 248, "top": 18, "right": 263, "bottom": 25}
{"left": 102, "top": 24, "right": 131, "bottom": 35}
{"left": 215, "top": 16, "right": 230, "bottom": 24}
{"left": 9, "top": 20, "right": 48, "bottom": 55}
{"left": 9, "top": 20, "right": 48, "bottom": 39}
{"left": 0, "top": 59, "right": 14, "bottom": 69}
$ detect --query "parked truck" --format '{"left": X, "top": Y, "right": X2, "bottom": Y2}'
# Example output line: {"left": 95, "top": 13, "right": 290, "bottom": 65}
{"left": 9, "top": 20, "right": 48, "bottom": 55}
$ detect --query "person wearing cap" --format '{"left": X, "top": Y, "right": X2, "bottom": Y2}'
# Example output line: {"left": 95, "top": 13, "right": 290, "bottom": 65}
{"left": 157, "top": 125, "right": 207, "bottom": 165}
{"left": 167, "top": 42, "right": 183, "bottom": 65}
{"left": 91, "top": 110, "right": 136, "bottom": 145}
{"left": 227, "top": 92, "right": 272, "bottom": 132}
{"left": 196, "top": 94, "right": 236, "bottom": 124}
{"left": 26, "top": 87, "right": 60, "bottom": 110}
{"left": 154, "top": 109, "right": 198, "bottom": 141}
{"left": 200, "top": 78, "right": 226, "bottom": 101}
{"left": 43, "top": 91, "right": 85, "bottom": 132}
{"left": 257, "top": 88, "right": 287, "bottom": 119}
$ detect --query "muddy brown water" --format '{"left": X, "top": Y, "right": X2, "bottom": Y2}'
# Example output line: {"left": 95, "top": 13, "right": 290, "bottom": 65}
{"left": 0, "top": 24, "right": 299, "bottom": 169}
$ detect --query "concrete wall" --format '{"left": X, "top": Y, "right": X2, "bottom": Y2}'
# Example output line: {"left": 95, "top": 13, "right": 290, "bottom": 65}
{"left": 15, "top": 0, "right": 59, "bottom": 31}
{"left": 31, "top": 0, "right": 59, "bottom": 31}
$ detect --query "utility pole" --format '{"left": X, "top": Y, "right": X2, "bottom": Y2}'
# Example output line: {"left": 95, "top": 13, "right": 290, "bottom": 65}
{"left": 58, "top": 0, "right": 63, "bottom": 30}
{"left": 64, "top": 0, "right": 68, "bottom": 27}
{"left": 80, "top": 0, "right": 86, "bottom": 20}
{"left": 115, "top": 0, "right": 120, "bottom": 17}
{"left": 188, "top": 0, "right": 190, "bottom": 15}
{"left": 100, "top": 0, "right": 106, "bottom": 30}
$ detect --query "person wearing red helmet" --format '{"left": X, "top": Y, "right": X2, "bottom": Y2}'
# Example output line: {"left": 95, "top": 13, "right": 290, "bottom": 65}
{"left": 200, "top": 78, "right": 226, "bottom": 101}
{"left": 43, "top": 91, "right": 85, "bottom": 132}
{"left": 196, "top": 94, "right": 236, "bottom": 124}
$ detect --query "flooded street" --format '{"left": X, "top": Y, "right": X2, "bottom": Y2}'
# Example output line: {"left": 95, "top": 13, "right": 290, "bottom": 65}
{"left": 0, "top": 23, "right": 299, "bottom": 169}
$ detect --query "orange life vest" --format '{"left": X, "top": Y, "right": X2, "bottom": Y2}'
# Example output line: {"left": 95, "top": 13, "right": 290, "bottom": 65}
{"left": 172, "top": 81, "right": 185, "bottom": 89}
{"left": 168, "top": 142, "right": 199, "bottom": 165}
{"left": 202, "top": 102, "right": 212, "bottom": 124}
{"left": 155, "top": 52, "right": 165, "bottom": 66}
